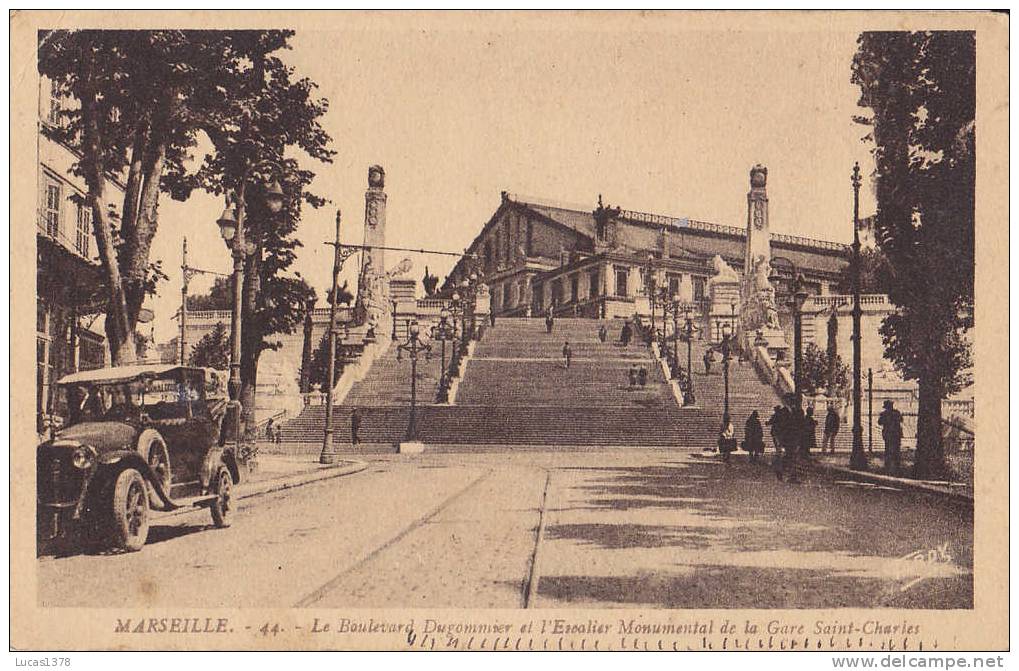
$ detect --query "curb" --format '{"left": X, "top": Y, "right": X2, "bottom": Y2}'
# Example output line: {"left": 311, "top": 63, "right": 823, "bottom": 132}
{"left": 156, "top": 460, "right": 370, "bottom": 522}
{"left": 806, "top": 460, "right": 973, "bottom": 504}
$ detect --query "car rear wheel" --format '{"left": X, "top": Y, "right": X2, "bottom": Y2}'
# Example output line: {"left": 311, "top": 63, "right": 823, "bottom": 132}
{"left": 111, "top": 468, "right": 149, "bottom": 552}
{"left": 210, "top": 466, "right": 233, "bottom": 528}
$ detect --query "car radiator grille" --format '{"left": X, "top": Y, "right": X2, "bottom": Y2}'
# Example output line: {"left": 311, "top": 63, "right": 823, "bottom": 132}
{"left": 37, "top": 449, "right": 85, "bottom": 506}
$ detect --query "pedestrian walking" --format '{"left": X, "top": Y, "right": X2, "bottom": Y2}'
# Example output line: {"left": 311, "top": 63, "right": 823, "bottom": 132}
{"left": 703, "top": 349, "right": 713, "bottom": 375}
{"left": 489, "top": 311, "right": 496, "bottom": 328}
{"left": 562, "top": 341, "right": 572, "bottom": 369}
{"left": 545, "top": 309, "right": 554, "bottom": 334}
{"left": 620, "top": 321, "right": 632, "bottom": 346}
{"left": 718, "top": 413, "right": 736, "bottom": 463}
{"left": 801, "top": 406, "right": 818, "bottom": 458}
{"left": 350, "top": 407, "right": 362, "bottom": 446}
{"left": 766, "top": 404, "right": 787, "bottom": 480}
{"left": 264, "top": 418, "right": 274, "bottom": 441}
{"left": 637, "top": 366, "right": 648, "bottom": 388}
{"left": 878, "top": 400, "right": 904, "bottom": 473}
{"left": 785, "top": 401, "right": 803, "bottom": 482}
{"left": 743, "top": 410, "right": 764, "bottom": 462}
{"left": 598, "top": 324, "right": 607, "bottom": 343}
{"left": 823, "top": 405, "right": 840, "bottom": 453}
{"left": 628, "top": 364, "right": 638, "bottom": 389}
{"left": 274, "top": 424, "right": 282, "bottom": 445}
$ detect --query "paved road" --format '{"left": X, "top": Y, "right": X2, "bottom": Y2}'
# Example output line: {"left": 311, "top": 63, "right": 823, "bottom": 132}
{"left": 38, "top": 451, "right": 972, "bottom": 609}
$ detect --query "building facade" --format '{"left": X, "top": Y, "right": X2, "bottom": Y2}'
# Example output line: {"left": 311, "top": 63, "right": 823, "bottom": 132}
{"left": 442, "top": 182, "right": 849, "bottom": 324}
{"left": 36, "top": 75, "right": 121, "bottom": 431}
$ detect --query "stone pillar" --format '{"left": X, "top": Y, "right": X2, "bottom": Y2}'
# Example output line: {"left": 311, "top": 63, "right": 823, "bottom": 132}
{"left": 739, "top": 164, "right": 788, "bottom": 355}
{"left": 744, "top": 164, "right": 770, "bottom": 275}
{"left": 356, "top": 165, "right": 389, "bottom": 333}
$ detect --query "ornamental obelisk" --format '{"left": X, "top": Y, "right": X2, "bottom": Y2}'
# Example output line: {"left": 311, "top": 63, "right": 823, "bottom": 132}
{"left": 744, "top": 164, "right": 770, "bottom": 274}
{"left": 740, "top": 164, "right": 785, "bottom": 347}
{"left": 355, "top": 165, "right": 389, "bottom": 334}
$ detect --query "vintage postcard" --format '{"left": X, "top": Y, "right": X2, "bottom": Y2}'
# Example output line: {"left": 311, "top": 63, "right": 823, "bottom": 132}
{"left": 9, "top": 10, "right": 1008, "bottom": 653}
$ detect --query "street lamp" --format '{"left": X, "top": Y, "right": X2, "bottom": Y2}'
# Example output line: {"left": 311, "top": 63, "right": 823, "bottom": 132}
{"left": 396, "top": 320, "right": 431, "bottom": 443}
{"left": 433, "top": 306, "right": 456, "bottom": 385}
{"left": 390, "top": 298, "right": 399, "bottom": 341}
{"left": 770, "top": 256, "right": 809, "bottom": 410}
{"left": 720, "top": 322, "right": 733, "bottom": 417}
{"left": 684, "top": 307, "right": 697, "bottom": 405}
{"left": 642, "top": 253, "right": 657, "bottom": 337}
{"left": 849, "top": 162, "right": 868, "bottom": 471}
{"left": 214, "top": 162, "right": 286, "bottom": 447}
{"left": 319, "top": 210, "right": 361, "bottom": 465}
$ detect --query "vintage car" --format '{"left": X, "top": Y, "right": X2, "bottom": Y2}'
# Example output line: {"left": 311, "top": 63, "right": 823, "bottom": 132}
{"left": 37, "top": 364, "right": 240, "bottom": 553}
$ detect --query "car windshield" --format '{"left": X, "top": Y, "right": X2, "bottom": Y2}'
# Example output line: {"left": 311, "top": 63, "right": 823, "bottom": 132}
{"left": 63, "top": 376, "right": 199, "bottom": 424}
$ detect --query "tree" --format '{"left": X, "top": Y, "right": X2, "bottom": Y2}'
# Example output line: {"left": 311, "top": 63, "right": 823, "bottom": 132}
{"left": 800, "top": 343, "right": 850, "bottom": 396}
{"left": 852, "top": 31, "right": 974, "bottom": 478}
{"left": 306, "top": 332, "right": 347, "bottom": 391}
{"left": 188, "top": 322, "right": 230, "bottom": 369}
{"left": 837, "top": 247, "right": 894, "bottom": 294}
{"left": 187, "top": 276, "right": 232, "bottom": 312}
{"left": 168, "top": 31, "right": 335, "bottom": 437}
{"left": 38, "top": 30, "right": 234, "bottom": 363}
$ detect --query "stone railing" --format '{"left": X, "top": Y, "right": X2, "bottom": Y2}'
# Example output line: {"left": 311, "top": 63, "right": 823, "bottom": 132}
{"left": 807, "top": 294, "right": 890, "bottom": 310}
{"left": 772, "top": 231, "right": 850, "bottom": 252}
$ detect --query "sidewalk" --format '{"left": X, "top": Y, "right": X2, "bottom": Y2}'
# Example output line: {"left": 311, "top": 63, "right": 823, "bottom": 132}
{"left": 157, "top": 452, "right": 369, "bottom": 521}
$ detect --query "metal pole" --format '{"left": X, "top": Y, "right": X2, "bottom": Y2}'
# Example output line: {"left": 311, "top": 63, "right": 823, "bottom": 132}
{"left": 180, "top": 237, "right": 188, "bottom": 365}
{"left": 672, "top": 306, "right": 679, "bottom": 376}
{"left": 868, "top": 367, "right": 874, "bottom": 453}
{"left": 408, "top": 348, "right": 417, "bottom": 441}
{"left": 686, "top": 318, "right": 694, "bottom": 397}
{"left": 320, "top": 210, "right": 343, "bottom": 464}
{"left": 723, "top": 336, "right": 730, "bottom": 417}
{"left": 850, "top": 162, "right": 868, "bottom": 470}
{"left": 793, "top": 300, "right": 803, "bottom": 410}
{"left": 390, "top": 300, "right": 398, "bottom": 341}
{"left": 226, "top": 186, "right": 246, "bottom": 444}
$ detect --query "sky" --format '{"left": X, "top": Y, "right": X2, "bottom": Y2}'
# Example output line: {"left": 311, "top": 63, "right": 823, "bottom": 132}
{"left": 147, "top": 22, "right": 876, "bottom": 342}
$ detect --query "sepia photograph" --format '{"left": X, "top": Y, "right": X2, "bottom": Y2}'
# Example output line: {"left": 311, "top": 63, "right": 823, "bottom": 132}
{"left": 9, "top": 9, "right": 1008, "bottom": 654}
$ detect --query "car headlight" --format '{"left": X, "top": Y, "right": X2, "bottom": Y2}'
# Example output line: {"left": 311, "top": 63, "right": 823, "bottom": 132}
{"left": 72, "top": 445, "right": 96, "bottom": 470}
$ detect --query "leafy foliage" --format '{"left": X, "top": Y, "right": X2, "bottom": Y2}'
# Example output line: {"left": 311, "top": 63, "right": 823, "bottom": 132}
{"left": 837, "top": 247, "right": 894, "bottom": 294}
{"left": 800, "top": 343, "right": 850, "bottom": 396}
{"left": 306, "top": 333, "right": 347, "bottom": 390}
{"left": 852, "top": 30, "right": 974, "bottom": 477}
{"left": 188, "top": 322, "right": 230, "bottom": 370}
{"left": 187, "top": 276, "right": 232, "bottom": 312}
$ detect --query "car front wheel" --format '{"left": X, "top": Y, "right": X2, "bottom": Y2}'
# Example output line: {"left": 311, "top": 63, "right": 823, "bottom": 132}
{"left": 210, "top": 466, "right": 233, "bottom": 528}
{"left": 111, "top": 468, "right": 149, "bottom": 552}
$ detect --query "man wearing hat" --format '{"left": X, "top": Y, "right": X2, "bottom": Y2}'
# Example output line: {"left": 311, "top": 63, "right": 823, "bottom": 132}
{"left": 878, "top": 400, "right": 904, "bottom": 473}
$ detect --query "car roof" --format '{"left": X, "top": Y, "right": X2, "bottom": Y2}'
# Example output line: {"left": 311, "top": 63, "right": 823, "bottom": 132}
{"left": 57, "top": 364, "right": 206, "bottom": 386}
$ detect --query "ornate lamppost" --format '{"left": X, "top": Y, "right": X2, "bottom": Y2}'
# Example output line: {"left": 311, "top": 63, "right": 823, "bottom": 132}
{"left": 320, "top": 210, "right": 361, "bottom": 465}
{"left": 769, "top": 256, "right": 809, "bottom": 410}
{"left": 720, "top": 322, "right": 733, "bottom": 417}
{"left": 849, "top": 162, "right": 868, "bottom": 471}
{"left": 432, "top": 306, "right": 456, "bottom": 386}
{"left": 396, "top": 321, "right": 431, "bottom": 444}
{"left": 642, "top": 253, "right": 657, "bottom": 338}
{"left": 390, "top": 298, "right": 399, "bottom": 341}
{"left": 215, "top": 164, "right": 286, "bottom": 446}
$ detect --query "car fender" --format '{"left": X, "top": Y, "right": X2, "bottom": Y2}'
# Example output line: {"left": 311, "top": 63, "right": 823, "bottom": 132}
{"left": 200, "top": 448, "right": 240, "bottom": 492}
{"left": 97, "top": 450, "right": 180, "bottom": 511}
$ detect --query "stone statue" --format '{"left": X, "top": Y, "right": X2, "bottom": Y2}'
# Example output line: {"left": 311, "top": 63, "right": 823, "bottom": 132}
{"left": 707, "top": 255, "right": 740, "bottom": 285}
{"left": 741, "top": 255, "right": 781, "bottom": 332}
{"left": 386, "top": 257, "right": 413, "bottom": 279}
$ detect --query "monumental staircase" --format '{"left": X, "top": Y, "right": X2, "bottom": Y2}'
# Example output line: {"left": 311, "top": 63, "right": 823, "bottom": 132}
{"left": 281, "top": 316, "right": 784, "bottom": 450}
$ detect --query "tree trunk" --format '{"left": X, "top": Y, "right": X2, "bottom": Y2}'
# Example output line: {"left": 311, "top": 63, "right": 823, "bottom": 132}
{"left": 123, "top": 138, "right": 167, "bottom": 324}
{"left": 79, "top": 40, "right": 134, "bottom": 366}
{"left": 913, "top": 377, "right": 947, "bottom": 479}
